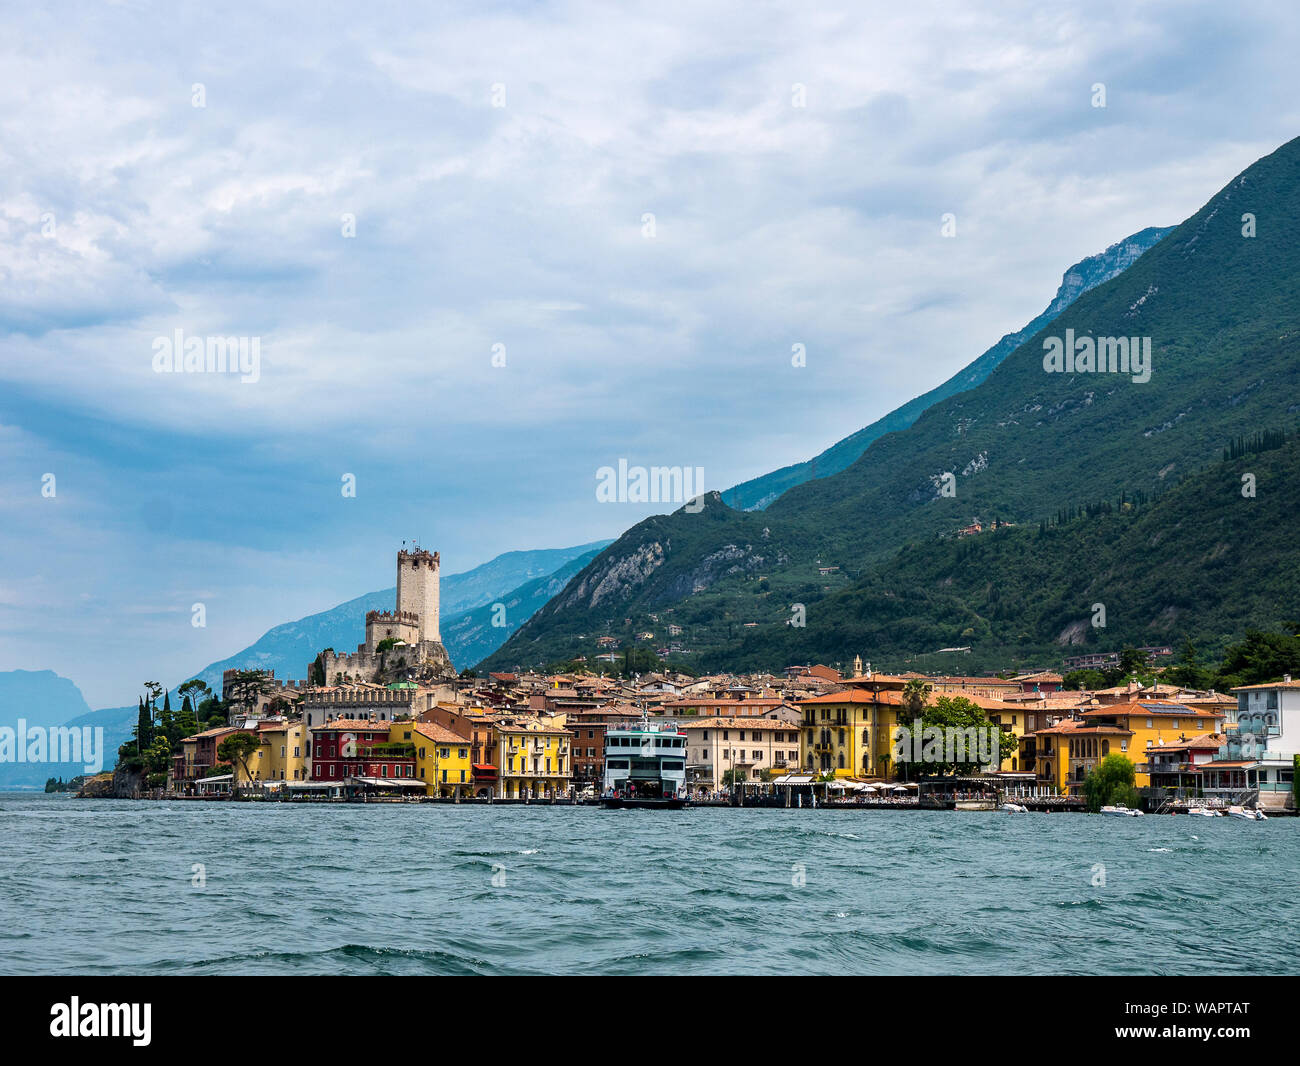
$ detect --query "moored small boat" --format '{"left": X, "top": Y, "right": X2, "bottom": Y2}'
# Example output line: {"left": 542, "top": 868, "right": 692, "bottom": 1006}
{"left": 1227, "top": 805, "right": 1266, "bottom": 821}
{"left": 1100, "top": 804, "right": 1144, "bottom": 817}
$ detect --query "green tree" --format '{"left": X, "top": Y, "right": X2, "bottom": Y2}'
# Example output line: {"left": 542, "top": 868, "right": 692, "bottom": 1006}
{"left": 1063, "top": 668, "right": 1107, "bottom": 691}
{"left": 224, "top": 670, "right": 277, "bottom": 721}
{"left": 1081, "top": 753, "right": 1141, "bottom": 813}
{"left": 1164, "top": 640, "right": 1210, "bottom": 690}
{"left": 134, "top": 695, "right": 153, "bottom": 752}
{"left": 901, "top": 678, "right": 932, "bottom": 718}
{"left": 217, "top": 733, "right": 263, "bottom": 793}
{"left": 178, "top": 679, "right": 211, "bottom": 716}
{"left": 894, "top": 695, "right": 1016, "bottom": 777}
{"left": 175, "top": 696, "right": 200, "bottom": 740}
{"left": 1104, "top": 647, "right": 1151, "bottom": 687}
{"left": 145, "top": 735, "right": 174, "bottom": 776}
{"left": 1214, "top": 628, "right": 1300, "bottom": 689}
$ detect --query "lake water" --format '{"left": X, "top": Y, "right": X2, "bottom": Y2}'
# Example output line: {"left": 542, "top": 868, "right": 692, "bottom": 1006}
{"left": 1, "top": 793, "right": 1295, "bottom": 975}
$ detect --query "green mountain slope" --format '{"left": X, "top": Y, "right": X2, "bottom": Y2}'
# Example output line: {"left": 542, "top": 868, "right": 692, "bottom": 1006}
{"left": 712, "top": 433, "right": 1300, "bottom": 674}
{"left": 483, "top": 135, "right": 1300, "bottom": 672}
{"left": 722, "top": 226, "right": 1173, "bottom": 510}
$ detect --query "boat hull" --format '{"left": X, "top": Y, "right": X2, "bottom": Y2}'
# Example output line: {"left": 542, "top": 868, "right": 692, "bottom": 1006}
{"left": 600, "top": 797, "right": 689, "bottom": 810}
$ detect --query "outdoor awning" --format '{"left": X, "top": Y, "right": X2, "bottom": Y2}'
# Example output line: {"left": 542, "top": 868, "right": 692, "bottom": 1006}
{"left": 472, "top": 764, "right": 497, "bottom": 775}
{"left": 349, "top": 777, "right": 426, "bottom": 789}
{"left": 770, "top": 774, "right": 815, "bottom": 785}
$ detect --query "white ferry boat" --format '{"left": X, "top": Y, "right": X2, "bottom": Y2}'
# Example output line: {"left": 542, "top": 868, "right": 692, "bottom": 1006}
{"left": 600, "top": 715, "right": 689, "bottom": 809}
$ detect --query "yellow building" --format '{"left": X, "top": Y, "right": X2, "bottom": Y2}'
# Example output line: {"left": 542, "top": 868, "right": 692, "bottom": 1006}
{"left": 222, "top": 721, "right": 307, "bottom": 788}
{"left": 1031, "top": 700, "right": 1226, "bottom": 792}
{"left": 976, "top": 698, "right": 1045, "bottom": 773}
{"left": 403, "top": 721, "right": 473, "bottom": 797}
{"left": 258, "top": 721, "right": 307, "bottom": 783}
{"left": 1077, "top": 701, "right": 1226, "bottom": 788}
{"left": 493, "top": 716, "right": 573, "bottom": 798}
{"left": 1031, "top": 718, "right": 1131, "bottom": 793}
{"left": 798, "top": 677, "right": 911, "bottom": 780}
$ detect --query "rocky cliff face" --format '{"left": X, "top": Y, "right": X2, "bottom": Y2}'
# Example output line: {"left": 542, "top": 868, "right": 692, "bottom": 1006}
{"left": 77, "top": 767, "right": 144, "bottom": 799}
{"left": 721, "top": 225, "right": 1174, "bottom": 512}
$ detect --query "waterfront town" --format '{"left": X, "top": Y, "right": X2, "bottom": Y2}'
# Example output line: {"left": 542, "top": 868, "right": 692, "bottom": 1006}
{"left": 80, "top": 659, "right": 1292, "bottom": 814}
{"left": 79, "top": 549, "right": 1300, "bottom": 814}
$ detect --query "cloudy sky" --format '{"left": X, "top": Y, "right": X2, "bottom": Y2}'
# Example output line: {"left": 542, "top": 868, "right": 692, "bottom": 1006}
{"left": 3, "top": 0, "right": 1299, "bottom": 706}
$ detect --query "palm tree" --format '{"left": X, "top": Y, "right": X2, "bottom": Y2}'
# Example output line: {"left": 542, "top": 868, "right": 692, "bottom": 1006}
{"left": 899, "top": 679, "right": 932, "bottom": 783}
{"left": 902, "top": 679, "right": 932, "bottom": 719}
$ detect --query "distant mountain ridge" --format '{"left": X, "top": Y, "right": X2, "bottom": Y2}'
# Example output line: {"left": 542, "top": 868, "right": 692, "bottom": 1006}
{"left": 0, "top": 670, "right": 95, "bottom": 788}
{"left": 0, "top": 540, "right": 610, "bottom": 787}
{"left": 722, "top": 226, "right": 1174, "bottom": 511}
{"left": 184, "top": 540, "right": 612, "bottom": 692}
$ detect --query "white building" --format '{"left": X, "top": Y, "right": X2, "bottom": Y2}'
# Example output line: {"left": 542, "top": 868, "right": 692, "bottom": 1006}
{"left": 1201, "top": 676, "right": 1300, "bottom": 809}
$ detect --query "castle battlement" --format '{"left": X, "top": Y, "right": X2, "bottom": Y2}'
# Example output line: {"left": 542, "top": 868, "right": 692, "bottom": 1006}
{"left": 397, "top": 548, "right": 440, "bottom": 569}
{"left": 366, "top": 610, "right": 420, "bottom": 624}
{"left": 302, "top": 687, "right": 416, "bottom": 706}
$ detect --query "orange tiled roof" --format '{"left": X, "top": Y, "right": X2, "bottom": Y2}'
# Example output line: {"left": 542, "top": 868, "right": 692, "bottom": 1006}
{"left": 677, "top": 717, "right": 792, "bottom": 731}
{"left": 413, "top": 722, "right": 470, "bottom": 745}
{"left": 797, "top": 690, "right": 905, "bottom": 705}
{"left": 310, "top": 718, "right": 396, "bottom": 731}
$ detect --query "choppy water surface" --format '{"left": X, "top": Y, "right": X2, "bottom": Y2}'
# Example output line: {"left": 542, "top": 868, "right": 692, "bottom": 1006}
{"left": 1, "top": 793, "right": 1295, "bottom": 975}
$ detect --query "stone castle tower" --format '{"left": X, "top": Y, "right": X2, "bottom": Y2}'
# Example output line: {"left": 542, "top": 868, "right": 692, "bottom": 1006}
{"left": 316, "top": 545, "right": 451, "bottom": 685}
{"left": 396, "top": 547, "right": 440, "bottom": 643}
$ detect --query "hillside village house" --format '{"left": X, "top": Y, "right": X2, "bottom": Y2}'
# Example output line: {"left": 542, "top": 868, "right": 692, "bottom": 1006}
{"left": 402, "top": 721, "right": 472, "bottom": 797}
